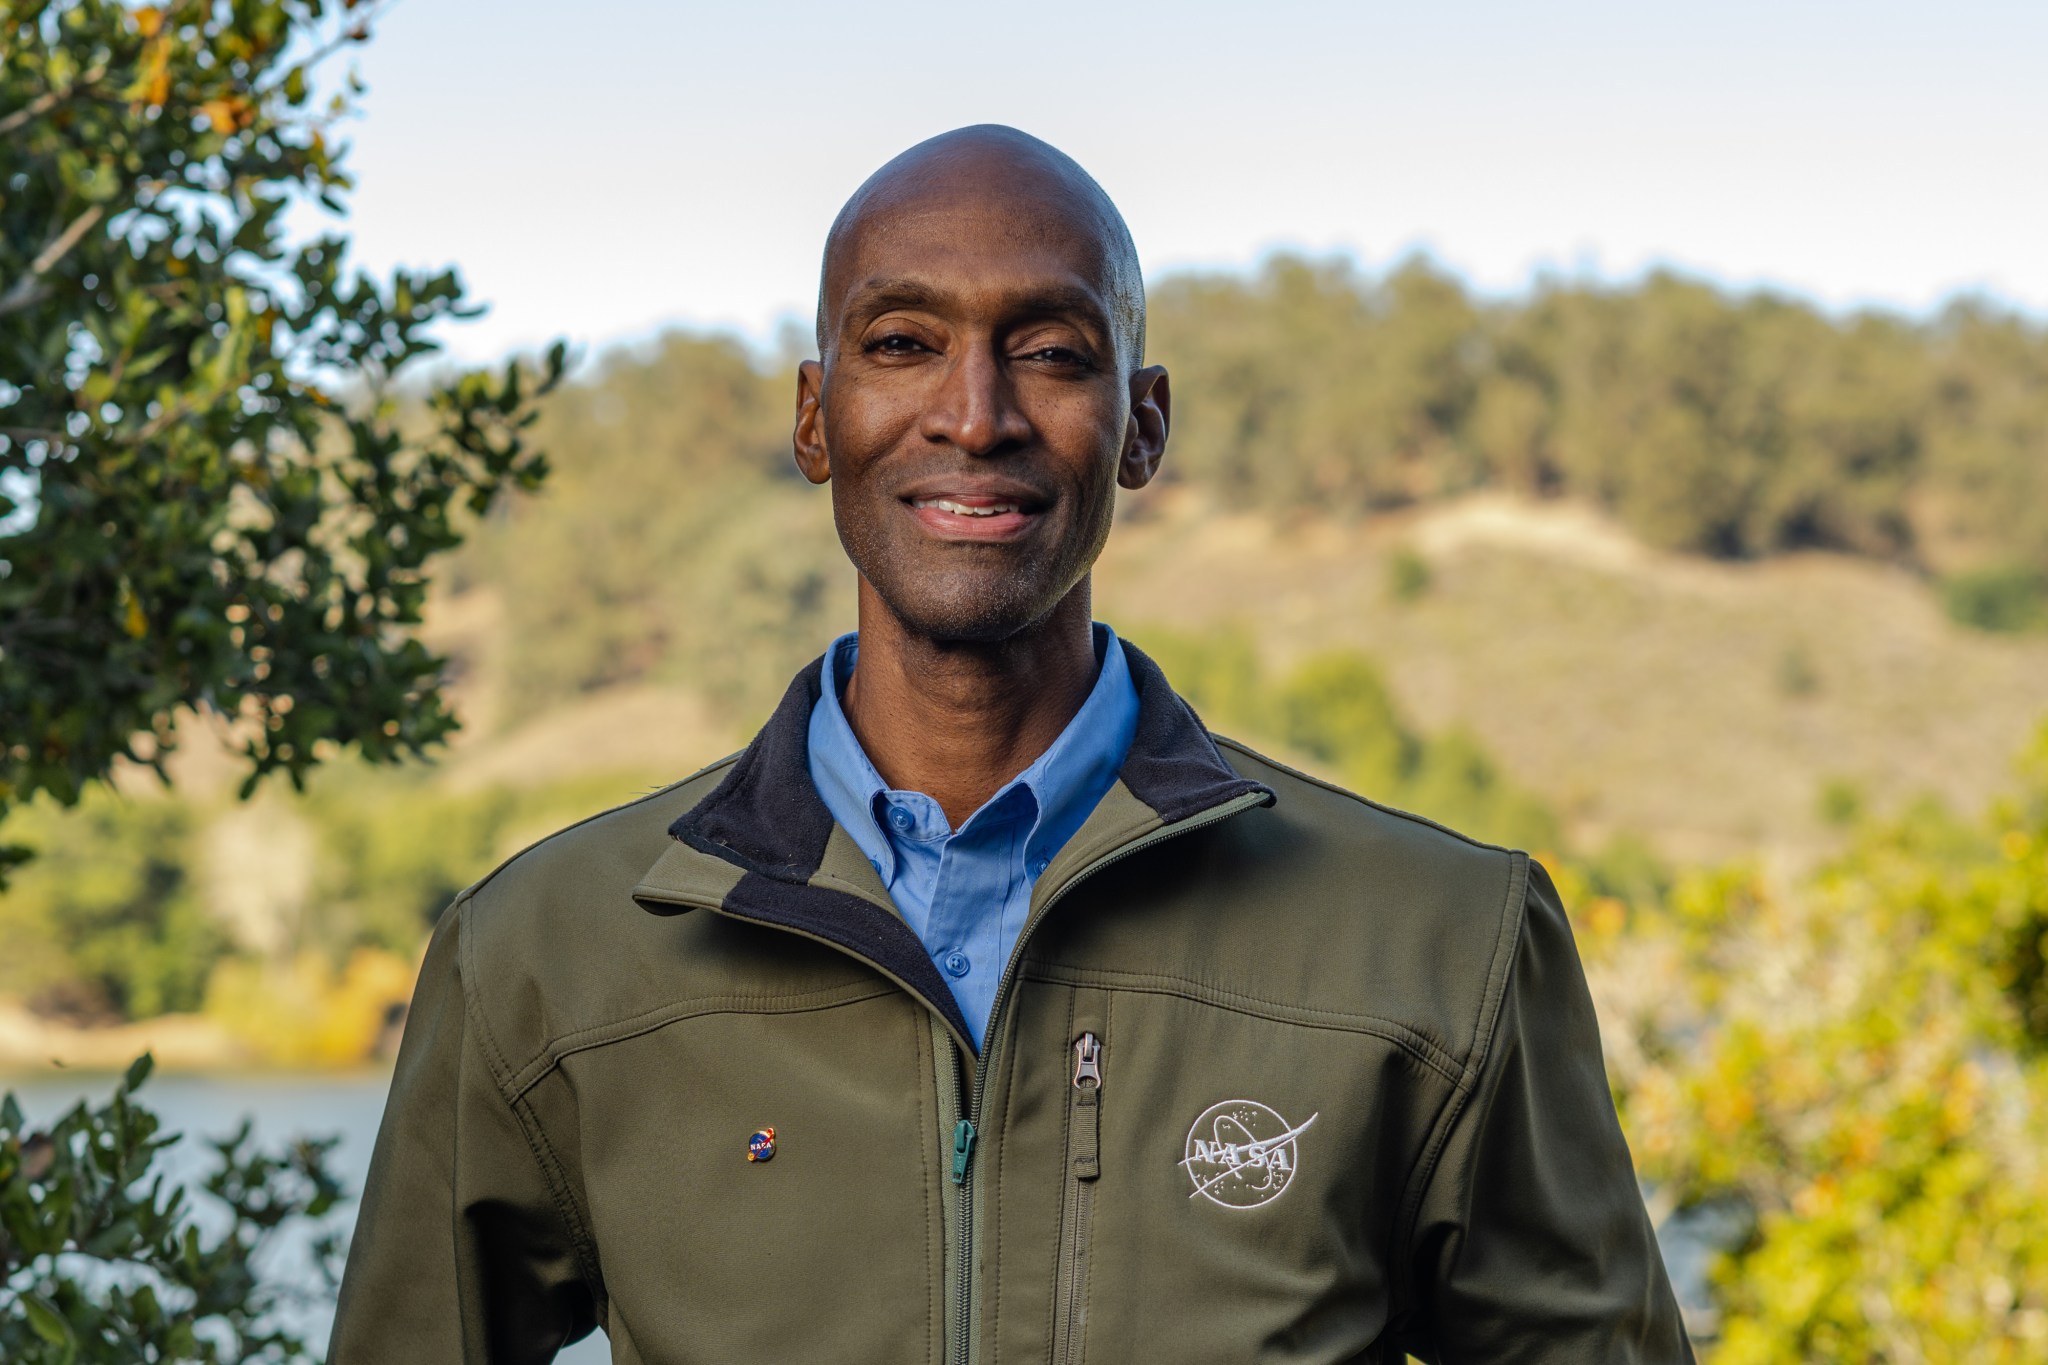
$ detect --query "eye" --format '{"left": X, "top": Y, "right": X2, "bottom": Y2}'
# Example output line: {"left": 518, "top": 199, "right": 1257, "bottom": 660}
{"left": 1021, "top": 345, "right": 1093, "bottom": 371}
{"left": 864, "top": 332, "right": 929, "bottom": 356}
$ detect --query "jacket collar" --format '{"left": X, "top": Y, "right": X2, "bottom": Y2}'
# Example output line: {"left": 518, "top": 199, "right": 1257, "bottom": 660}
{"left": 638, "top": 639, "right": 1274, "bottom": 1053}
{"left": 670, "top": 639, "right": 1266, "bottom": 875}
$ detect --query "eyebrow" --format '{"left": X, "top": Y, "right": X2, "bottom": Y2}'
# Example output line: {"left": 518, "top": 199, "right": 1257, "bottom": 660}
{"left": 843, "top": 276, "right": 1113, "bottom": 337}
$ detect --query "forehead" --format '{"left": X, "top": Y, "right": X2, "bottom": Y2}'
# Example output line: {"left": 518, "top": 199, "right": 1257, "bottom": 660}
{"left": 826, "top": 182, "right": 1123, "bottom": 327}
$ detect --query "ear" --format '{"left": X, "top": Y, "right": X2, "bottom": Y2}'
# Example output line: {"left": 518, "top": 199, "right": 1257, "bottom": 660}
{"left": 793, "top": 359, "right": 830, "bottom": 484}
{"left": 1118, "top": 365, "right": 1170, "bottom": 490}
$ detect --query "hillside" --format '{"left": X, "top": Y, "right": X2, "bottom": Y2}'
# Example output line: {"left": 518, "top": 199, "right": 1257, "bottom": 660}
{"left": 408, "top": 487, "right": 2048, "bottom": 868}
{"left": 1097, "top": 491, "right": 2048, "bottom": 865}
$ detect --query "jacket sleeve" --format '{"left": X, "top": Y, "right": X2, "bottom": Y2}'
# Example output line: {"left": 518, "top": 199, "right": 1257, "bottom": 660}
{"left": 1398, "top": 858, "right": 1694, "bottom": 1363}
{"left": 329, "top": 895, "right": 601, "bottom": 1364}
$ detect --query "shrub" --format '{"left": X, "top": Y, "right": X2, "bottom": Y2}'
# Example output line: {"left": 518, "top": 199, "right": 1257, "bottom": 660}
{"left": 1943, "top": 566, "right": 2048, "bottom": 634}
{"left": 1582, "top": 723, "right": 2048, "bottom": 1359}
{"left": 0, "top": 1056, "right": 347, "bottom": 1363}
{"left": 0, "top": 794, "right": 232, "bottom": 1024}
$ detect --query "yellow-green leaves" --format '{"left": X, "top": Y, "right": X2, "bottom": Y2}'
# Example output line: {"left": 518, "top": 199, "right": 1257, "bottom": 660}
{"left": 1582, "top": 723, "right": 2048, "bottom": 1360}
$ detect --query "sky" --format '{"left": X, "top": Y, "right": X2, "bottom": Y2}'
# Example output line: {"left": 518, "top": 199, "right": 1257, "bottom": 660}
{"left": 317, "top": 0, "right": 2048, "bottom": 365}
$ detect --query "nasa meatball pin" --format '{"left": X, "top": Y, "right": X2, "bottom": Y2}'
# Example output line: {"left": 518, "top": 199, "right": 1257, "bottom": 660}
{"left": 746, "top": 1127, "right": 777, "bottom": 1163}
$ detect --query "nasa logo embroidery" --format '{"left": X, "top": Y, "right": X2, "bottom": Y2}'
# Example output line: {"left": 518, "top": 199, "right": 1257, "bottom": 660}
{"left": 746, "top": 1128, "right": 777, "bottom": 1162}
{"left": 1180, "top": 1099, "right": 1318, "bottom": 1209}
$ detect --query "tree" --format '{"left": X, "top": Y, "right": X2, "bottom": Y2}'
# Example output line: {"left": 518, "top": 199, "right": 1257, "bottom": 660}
{"left": 1, "top": 1054, "right": 346, "bottom": 1363}
{"left": 1576, "top": 726, "right": 2048, "bottom": 1360}
{"left": 0, "top": 0, "right": 566, "bottom": 881}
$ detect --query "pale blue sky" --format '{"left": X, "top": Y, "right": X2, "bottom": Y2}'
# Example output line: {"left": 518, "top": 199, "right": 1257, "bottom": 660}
{"left": 321, "top": 0, "right": 2048, "bottom": 362}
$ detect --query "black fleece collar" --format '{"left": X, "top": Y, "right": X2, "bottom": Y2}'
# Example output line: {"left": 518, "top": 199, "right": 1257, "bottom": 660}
{"left": 672, "top": 639, "right": 1267, "bottom": 873}
{"left": 660, "top": 639, "right": 1274, "bottom": 1052}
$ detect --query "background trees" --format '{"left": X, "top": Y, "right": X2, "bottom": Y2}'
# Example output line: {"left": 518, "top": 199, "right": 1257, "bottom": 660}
{"left": 1148, "top": 255, "right": 2048, "bottom": 591}
{"left": 0, "top": 0, "right": 563, "bottom": 880}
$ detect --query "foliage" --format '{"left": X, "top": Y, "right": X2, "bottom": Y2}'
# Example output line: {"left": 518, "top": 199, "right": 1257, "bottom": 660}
{"left": 202, "top": 947, "right": 412, "bottom": 1067}
{"left": 0, "top": 764, "right": 667, "bottom": 1062}
{"left": 0, "top": 1054, "right": 347, "bottom": 1363}
{"left": 0, "top": 0, "right": 567, "bottom": 883}
{"left": 1385, "top": 545, "right": 1432, "bottom": 603}
{"left": 299, "top": 770, "right": 519, "bottom": 954}
{"left": 1147, "top": 255, "right": 2048, "bottom": 580}
{"left": 295, "top": 764, "right": 673, "bottom": 955}
{"left": 1134, "top": 625, "right": 1562, "bottom": 851}
{"left": 1576, "top": 725, "right": 2048, "bottom": 1360}
{"left": 1942, "top": 565, "right": 2048, "bottom": 634}
{"left": 471, "top": 329, "right": 847, "bottom": 719}
{"left": 0, "top": 789, "right": 231, "bottom": 1024}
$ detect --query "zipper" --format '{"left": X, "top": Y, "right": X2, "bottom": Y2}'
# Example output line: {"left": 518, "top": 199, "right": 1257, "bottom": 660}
{"left": 1053, "top": 1031, "right": 1103, "bottom": 1364}
{"left": 943, "top": 789, "right": 1267, "bottom": 1365}
{"left": 940, "top": 1030, "right": 974, "bottom": 1365}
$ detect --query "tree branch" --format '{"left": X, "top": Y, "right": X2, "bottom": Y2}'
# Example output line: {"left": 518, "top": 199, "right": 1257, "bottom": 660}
{"left": 0, "top": 204, "right": 107, "bottom": 317}
{"left": 0, "top": 61, "right": 110, "bottom": 138}
{"left": 1, "top": 425, "right": 67, "bottom": 445}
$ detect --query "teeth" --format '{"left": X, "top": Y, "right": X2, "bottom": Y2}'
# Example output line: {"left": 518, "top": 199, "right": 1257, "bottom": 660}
{"left": 914, "top": 498, "right": 1020, "bottom": 517}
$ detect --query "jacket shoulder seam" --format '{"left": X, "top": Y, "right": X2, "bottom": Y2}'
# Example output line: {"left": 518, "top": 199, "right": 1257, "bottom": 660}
{"left": 454, "top": 897, "right": 609, "bottom": 1310}
{"left": 1211, "top": 735, "right": 1521, "bottom": 855}
{"left": 1022, "top": 963, "right": 1468, "bottom": 1086}
{"left": 510, "top": 1088, "right": 609, "bottom": 1311}
{"left": 1467, "top": 849, "right": 1532, "bottom": 1078}
{"left": 505, "top": 981, "right": 900, "bottom": 1099}
{"left": 1390, "top": 849, "right": 1532, "bottom": 1284}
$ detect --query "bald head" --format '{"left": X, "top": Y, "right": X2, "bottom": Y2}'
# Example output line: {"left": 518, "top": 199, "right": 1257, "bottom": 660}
{"left": 815, "top": 125, "right": 1146, "bottom": 371}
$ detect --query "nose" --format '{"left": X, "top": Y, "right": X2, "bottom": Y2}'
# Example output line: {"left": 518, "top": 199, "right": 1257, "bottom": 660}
{"left": 918, "top": 340, "right": 1033, "bottom": 457}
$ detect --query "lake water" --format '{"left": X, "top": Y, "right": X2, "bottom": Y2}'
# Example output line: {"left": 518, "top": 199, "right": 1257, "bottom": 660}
{"left": 4, "top": 1069, "right": 609, "bottom": 1364}
{"left": 6, "top": 1071, "right": 1715, "bottom": 1354}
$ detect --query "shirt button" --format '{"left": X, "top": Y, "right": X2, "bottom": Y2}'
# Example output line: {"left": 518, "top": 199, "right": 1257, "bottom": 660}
{"left": 943, "top": 951, "right": 971, "bottom": 978}
{"left": 888, "top": 807, "right": 914, "bottom": 834}
{"left": 1030, "top": 856, "right": 1050, "bottom": 876}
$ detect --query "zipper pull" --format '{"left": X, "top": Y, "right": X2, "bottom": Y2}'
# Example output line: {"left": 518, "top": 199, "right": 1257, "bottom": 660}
{"left": 950, "top": 1119, "right": 977, "bottom": 1185}
{"left": 1072, "top": 1032, "right": 1102, "bottom": 1090}
{"left": 1071, "top": 1032, "right": 1102, "bottom": 1181}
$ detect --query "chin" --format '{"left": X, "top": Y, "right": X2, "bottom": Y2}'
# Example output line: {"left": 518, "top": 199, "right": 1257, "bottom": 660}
{"left": 871, "top": 568, "right": 1070, "bottom": 645}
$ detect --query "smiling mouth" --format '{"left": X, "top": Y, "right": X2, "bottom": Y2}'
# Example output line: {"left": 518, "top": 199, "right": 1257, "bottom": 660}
{"left": 901, "top": 491, "right": 1045, "bottom": 543}
{"left": 911, "top": 497, "right": 1023, "bottom": 518}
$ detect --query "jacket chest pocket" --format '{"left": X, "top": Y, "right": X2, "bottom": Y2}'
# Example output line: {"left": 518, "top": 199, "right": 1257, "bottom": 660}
{"left": 565, "top": 996, "right": 941, "bottom": 1365}
{"left": 1053, "top": 1027, "right": 1105, "bottom": 1364}
{"left": 995, "top": 982, "right": 1447, "bottom": 1365}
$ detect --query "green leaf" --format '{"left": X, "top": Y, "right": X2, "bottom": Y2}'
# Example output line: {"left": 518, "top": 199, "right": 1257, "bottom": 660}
{"left": 23, "top": 1291, "right": 73, "bottom": 1345}
{"left": 83, "top": 1215, "right": 140, "bottom": 1256}
{"left": 122, "top": 1052, "right": 154, "bottom": 1095}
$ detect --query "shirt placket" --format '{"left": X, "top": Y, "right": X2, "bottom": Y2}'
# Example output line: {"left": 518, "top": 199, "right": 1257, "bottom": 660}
{"left": 924, "top": 798, "right": 1033, "bottom": 1045}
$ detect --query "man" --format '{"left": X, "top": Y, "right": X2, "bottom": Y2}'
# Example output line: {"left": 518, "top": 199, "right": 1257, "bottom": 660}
{"left": 332, "top": 126, "right": 1691, "bottom": 1363}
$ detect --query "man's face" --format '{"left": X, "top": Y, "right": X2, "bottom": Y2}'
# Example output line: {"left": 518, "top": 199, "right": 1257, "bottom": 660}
{"left": 795, "top": 179, "right": 1167, "bottom": 644}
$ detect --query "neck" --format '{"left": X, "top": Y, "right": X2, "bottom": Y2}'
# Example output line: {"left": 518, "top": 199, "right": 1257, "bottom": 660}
{"left": 842, "top": 580, "right": 1100, "bottom": 828}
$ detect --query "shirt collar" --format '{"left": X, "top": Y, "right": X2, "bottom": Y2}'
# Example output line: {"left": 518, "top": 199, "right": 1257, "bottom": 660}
{"left": 806, "top": 623, "right": 1141, "bottom": 886}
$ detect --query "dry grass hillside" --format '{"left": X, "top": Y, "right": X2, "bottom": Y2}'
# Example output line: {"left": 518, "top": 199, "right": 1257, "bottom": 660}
{"left": 1097, "top": 491, "right": 2048, "bottom": 864}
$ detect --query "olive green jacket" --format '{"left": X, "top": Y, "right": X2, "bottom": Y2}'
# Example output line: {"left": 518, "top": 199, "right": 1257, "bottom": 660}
{"left": 330, "top": 646, "right": 1692, "bottom": 1364}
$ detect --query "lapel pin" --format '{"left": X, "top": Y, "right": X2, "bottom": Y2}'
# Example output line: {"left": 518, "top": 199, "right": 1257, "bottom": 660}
{"left": 747, "top": 1127, "right": 777, "bottom": 1162}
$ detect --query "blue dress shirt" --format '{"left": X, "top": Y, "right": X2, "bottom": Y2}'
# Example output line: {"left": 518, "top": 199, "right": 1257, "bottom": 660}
{"left": 806, "top": 623, "right": 1140, "bottom": 1048}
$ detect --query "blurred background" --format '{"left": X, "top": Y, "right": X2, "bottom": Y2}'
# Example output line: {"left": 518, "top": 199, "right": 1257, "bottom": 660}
{"left": 3, "top": 0, "right": 2046, "bottom": 1360}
